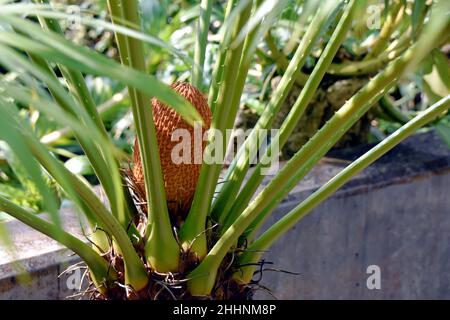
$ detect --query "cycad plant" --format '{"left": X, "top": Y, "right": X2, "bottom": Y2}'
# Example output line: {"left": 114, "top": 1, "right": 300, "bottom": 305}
{"left": 0, "top": 0, "right": 449, "bottom": 299}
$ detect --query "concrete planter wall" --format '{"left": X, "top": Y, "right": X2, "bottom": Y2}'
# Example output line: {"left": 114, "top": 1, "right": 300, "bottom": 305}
{"left": 1, "top": 131, "right": 449, "bottom": 299}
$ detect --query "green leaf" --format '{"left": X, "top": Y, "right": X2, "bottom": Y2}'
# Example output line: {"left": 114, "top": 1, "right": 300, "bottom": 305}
{"left": 192, "top": 0, "right": 213, "bottom": 90}
{"left": 436, "top": 123, "right": 450, "bottom": 148}
{"left": 231, "top": 0, "right": 289, "bottom": 51}
{"left": 0, "top": 141, "right": 55, "bottom": 212}
{"left": 0, "top": 98, "right": 62, "bottom": 230}
{"left": 236, "top": 94, "right": 450, "bottom": 284}
{"left": 0, "top": 194, "right": 116, "bottom": 287}
{"left": 0, "top": 15, "right": 202, "bottom": 126}
{"left": 0, "top": 2, "right": 192, "bottom": 65}
{"left": 411, "top": 0, "right": 426, "bottom": 35}
{"left": 64, "top": 155, "right": 94, "bottom": 176}
{"left": 432, "top": 49, "right": 450, "bottom": 90}
{"left": 107, "top": 0, "right": 180, "bottom": 273}
{"left": 245, "top": 98, "right": 266, "bottom": 115}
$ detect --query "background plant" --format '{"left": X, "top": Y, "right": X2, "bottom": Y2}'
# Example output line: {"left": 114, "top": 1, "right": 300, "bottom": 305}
{"left": 0, "top": 0, "right": 448, "bottom": 299}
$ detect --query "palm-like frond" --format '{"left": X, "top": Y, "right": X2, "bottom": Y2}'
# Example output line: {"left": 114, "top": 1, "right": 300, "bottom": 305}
{"left": 0, "top": 0, "right": 448, "bottom": 299}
